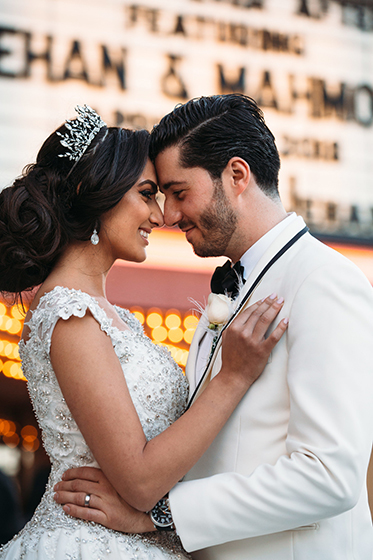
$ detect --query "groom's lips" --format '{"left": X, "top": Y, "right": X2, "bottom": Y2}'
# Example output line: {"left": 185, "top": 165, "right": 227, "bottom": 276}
{"left": 183, "top": 227, "right": 195, "bottom": 241}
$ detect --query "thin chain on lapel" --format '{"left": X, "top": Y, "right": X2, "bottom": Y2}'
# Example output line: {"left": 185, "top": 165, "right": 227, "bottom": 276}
{"left": 186, "top": 226, "right": 309, "bottom": 410}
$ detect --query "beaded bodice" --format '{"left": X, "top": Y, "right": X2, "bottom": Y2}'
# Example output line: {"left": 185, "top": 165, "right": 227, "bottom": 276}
{"left": 4, "top": 286, "right": 190, "bottom": 559}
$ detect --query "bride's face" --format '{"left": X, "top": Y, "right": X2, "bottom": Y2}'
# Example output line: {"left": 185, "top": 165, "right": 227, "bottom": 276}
{"left": 100, "top": 159, "right": 164, "bottom": 263}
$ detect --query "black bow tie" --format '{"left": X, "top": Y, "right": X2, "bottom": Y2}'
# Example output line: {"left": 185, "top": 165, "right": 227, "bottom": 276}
{"left": 210, "top": 260, "right": 246, "bottom": 299}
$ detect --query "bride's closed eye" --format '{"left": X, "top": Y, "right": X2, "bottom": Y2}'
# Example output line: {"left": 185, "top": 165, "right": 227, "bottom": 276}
{"left": 140, "top": 188, "right": 158, "bottom": 201}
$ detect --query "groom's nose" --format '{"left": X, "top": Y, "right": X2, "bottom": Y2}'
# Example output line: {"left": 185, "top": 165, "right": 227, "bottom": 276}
{"left": 163, "top": 200, "right": 183, "bottom": 227}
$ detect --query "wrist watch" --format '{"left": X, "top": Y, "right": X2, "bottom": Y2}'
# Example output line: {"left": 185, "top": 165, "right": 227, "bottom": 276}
{"left": 149, "top": 494, "right": 175, "bottom": 531}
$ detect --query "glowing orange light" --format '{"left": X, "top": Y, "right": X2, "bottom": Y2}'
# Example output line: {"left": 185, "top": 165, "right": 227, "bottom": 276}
{"left": 11, "top": 345, "right": 20, "bottom": 360}
{"left": 10, "top": 362, "right": 25, "bottom": 380}
{"left": 22, "top": 438, "right": 40, "bottom": 452}
{"left": 183, "top": 328, "right": 195, "bottom": 345}
{"left": 179, "top": 351, "right": 188, "bottom": 367}
{"left": 11, "top": 306, "right": 24, "bottom": 320}
{"left": 147, "top": 312, "right": 163, "bottom": 329}
{"left": 152, "top": 326, "right": 168, "bottom": 342}
{"left": 168, "top": 327, "right": 183, "bottom": 343}
{"left": 7, "top": 318, "right": 22, "bottom": 335}
{"left": 2, "top": 361, "right": 12, "bottom": 377}
{"left": 0, "top": 303, "right": 6, "bottom": 316}
{"left": 165, "top": 314, "right": 181, "bottom": 329}
{"left": 4, "top": 343, "right": 14, "bottom": 357}
{"left": 131, "top": 310, "right": 145, "bottom": 324}
{"left": 0, "top": 419, "right": 10, "bottom": 435}
{"left": 4, "top": 433, "right": 20, "bottom": 448}
{"left": 1, "top": 420, "right": 16, "bottom": 437}
{"left": 2, "top": 360, "right": 25, "bottom": 380}
{"left": 184, "top": 315, "right": 199, "bottom": 329}
{"left": 21, "top": 425, "right": 38, "bottom": 438}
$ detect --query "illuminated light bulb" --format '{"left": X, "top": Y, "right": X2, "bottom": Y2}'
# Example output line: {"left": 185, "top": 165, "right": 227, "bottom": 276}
{"left": 168, "top": 327, "right": 183, "bottom": 343}
{"left": 0, "top": 419, "right": 10, "bottom": 435}
{"left": 11, "top": 306, "right": 24, "bottom": 320}
{"left": 4, "top": 433, "right": 20, "bottom": 448}
{"left": 0, "top": 341, "right": 4, "bottom": 354}
{"left": 22, "top": 438, "right": 40, "bottom": 452}
{"left": 183, "top": 329, "right": 195, "bottom": 345}
{"left": 21, "top": 425, "right": 38, "bottom": 438}
{"left": 8, "top": 319, "right": 22, "bottom": 335}
{"left": 151, "top": 326, "right": 168, "bottom": 342}
{"left": 2, "top": 420, "right": 16, "bottom": 437}
{"left": 4, "top": 343, "right": 14, "bottom": 357}
{"left": 2, "top": 361, "right": 13, "bottom": 377}
{"left": 167, "top": 346, "right": 177, "bottom": 359}
{"left": 173, "top": 349, "right": 184, "bottom": 364}
{"left": 11, "top": 345, "right": 20, "bottom": 360}
{"left": 165, "top": 313, "right": 181, "bottom": 329}
{"left": 131, "top": 310, "right": 145, "bottom": 324}
{"left": 184, "top": 315, "right": 199, "bottom": 329}
{"left": 147, "top": 312, "right": 163, "bottom": 329}
{"left": 0, "top": 358, "right": 3, "bottom": 371}
{"left": 0, "top": 316, "right": 5, "bottom": 329}
{"left": 22, "top": 434, "right": 36, "bottom": 443}
{"left": 0, "top": 303, "right": 6, "bottom": 316}
{"left": 10, "top": 362, "right": 23, "bottom": 379}
{"left": 179, "top": 351, "right": 188, "bottom": 367}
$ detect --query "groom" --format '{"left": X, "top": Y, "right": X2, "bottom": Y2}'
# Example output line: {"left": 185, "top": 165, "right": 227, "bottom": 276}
{"left": 56, "top": 95, "right": 373, "bottom": 559}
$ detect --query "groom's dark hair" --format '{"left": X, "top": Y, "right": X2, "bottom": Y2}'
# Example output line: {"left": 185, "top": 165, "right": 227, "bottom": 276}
{"left": 149, "top": 94, "right": 281, "bottom": 198}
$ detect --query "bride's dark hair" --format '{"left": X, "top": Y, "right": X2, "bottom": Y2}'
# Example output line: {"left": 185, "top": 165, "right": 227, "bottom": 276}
{"left": 0, "top": 120, "right": 150, "bottom": 301}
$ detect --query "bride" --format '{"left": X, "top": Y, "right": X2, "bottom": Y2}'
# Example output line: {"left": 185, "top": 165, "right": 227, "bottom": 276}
{"left": 0, "top": 106, "right": 287, "bottom": 559}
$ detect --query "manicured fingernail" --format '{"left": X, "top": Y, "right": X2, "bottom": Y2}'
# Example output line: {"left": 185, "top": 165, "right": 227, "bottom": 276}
{"left": 54, "top": 493, "right": 58, "bottom": 500}
{"left": 269, "top": 293, "right": 277, "bottom": 300}
{"left": 62, "top": 473, "right": 66, "bottom": 480}
{"left": 284, "top": 318, "right": 289, "bottom": 324}
{"left": 54, "top": 483, "right": 59, "bottom": 491}
{"left": 63, "top": 505, "right": 70, "bottom": 514}
{"left": 277, "top": 297, "right": 284, "bottom": 304}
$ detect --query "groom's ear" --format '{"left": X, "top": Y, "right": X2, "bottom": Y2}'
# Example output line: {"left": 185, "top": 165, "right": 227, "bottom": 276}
{"left": 222, "top": 157, "right": 251, "bottom": 197}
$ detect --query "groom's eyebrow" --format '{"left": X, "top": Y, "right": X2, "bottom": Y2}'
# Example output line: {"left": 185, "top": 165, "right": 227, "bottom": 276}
{"left": 161, "top": 180, "right": 187, "bottom": 191}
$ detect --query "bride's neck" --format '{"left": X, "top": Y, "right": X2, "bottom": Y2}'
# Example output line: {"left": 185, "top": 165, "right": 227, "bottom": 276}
{"left": 45, "top": 242, "right": 111, "bottom": 298}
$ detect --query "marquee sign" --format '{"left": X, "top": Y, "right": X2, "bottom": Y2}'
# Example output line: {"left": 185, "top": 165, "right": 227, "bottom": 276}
{"left": 1, "top": 0, "right": 372, "bottom": 242}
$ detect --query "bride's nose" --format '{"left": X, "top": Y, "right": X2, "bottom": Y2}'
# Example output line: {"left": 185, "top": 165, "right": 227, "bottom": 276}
{"left": 150, "top": 202, "right": 164, "bottom": 228}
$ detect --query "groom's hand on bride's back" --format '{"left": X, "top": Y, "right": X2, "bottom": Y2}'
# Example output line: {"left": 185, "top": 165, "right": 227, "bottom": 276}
{"left": 53, "top": 467, "right": 155, "bottom": 533}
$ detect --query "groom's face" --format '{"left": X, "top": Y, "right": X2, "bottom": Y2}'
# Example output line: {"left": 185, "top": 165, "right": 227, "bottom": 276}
{"left": 156, "top": 145, "right": 237, "bottom": 258}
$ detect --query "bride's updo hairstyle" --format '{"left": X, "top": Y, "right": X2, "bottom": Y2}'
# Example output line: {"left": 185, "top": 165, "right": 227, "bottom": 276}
{"left": 0, "top": 115, "right": 150, "bottom": 300}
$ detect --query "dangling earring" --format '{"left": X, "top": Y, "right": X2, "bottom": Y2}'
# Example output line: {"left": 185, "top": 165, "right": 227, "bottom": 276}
{"left": 90, "top": 229, "right": 99, "bottom": 245}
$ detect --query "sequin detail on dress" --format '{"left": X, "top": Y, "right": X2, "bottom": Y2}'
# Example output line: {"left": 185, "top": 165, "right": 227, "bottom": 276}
{"left": 0, "top": 287, "right": 190, "bottom": 560}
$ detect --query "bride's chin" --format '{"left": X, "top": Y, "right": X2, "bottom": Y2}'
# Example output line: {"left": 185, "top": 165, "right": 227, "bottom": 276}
{"left": 126, "top": 252, "right": 147, "bottom": 264}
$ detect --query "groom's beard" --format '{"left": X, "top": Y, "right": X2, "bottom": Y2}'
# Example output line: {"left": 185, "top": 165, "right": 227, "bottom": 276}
{"left": 180, "top": 181, "right": 238, "bottom": 258}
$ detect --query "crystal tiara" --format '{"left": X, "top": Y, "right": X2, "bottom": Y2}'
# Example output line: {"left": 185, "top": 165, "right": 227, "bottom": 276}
{"left": 57, "top": 104, "right": 107, "bottom": 163}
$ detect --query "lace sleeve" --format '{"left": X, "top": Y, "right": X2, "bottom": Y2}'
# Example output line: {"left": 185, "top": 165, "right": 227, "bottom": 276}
{"left": 26, "top": 286, "right": 113, "bottom": 354}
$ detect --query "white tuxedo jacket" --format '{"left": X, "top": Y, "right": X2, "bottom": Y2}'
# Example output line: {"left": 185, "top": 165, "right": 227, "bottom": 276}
{"left": 169, "top": 216, "right": 373, "bottom": 560}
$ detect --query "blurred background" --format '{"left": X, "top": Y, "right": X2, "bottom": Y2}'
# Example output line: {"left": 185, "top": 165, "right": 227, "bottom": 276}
{"left": 0, "top": 0, "right": 372, "bottom": 540}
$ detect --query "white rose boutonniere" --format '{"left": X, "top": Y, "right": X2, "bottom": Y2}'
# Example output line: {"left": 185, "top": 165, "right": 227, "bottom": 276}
{"left": 206, "top": 293, "right": 234, "bottom": 331}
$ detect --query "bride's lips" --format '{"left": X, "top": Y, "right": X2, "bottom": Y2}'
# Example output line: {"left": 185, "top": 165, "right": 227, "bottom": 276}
{"left": 139, "top": 228, "right": 150, "bottom": 245}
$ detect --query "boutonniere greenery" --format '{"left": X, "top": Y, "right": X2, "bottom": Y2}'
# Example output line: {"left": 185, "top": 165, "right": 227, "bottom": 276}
{"left": 206, "top": 293, "right": 234, "bottom": 331}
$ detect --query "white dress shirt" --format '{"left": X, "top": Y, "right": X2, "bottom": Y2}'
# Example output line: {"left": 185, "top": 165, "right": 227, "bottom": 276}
{"left": 194, "top": 213, "right": 297, "bottom": 386}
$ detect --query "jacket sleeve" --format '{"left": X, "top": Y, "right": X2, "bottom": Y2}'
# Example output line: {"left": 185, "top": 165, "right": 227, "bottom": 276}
{"left": 169, "top": 261, "right": 373, "bottom": 552}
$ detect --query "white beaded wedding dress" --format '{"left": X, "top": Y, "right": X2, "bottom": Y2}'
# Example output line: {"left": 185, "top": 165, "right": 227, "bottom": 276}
{"left": 0, "top": 287, "right": 190, "bottom": 560}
